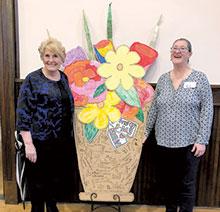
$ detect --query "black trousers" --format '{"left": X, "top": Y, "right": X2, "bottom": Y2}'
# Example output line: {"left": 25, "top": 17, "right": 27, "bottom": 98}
{"left": 156, "top": 145, "right": 201, "bottom": 212}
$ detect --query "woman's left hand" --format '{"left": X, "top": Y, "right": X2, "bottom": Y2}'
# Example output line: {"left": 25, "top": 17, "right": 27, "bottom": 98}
{"left": 191, "top": 143, "right": 206, "bottom": 157}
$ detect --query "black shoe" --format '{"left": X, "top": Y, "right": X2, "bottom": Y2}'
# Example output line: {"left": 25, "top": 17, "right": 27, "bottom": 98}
{"left": 46, "top": 201, "right": 59, "bottom": 212}
{"left": 31, "top": 203, "right": 45, "bottom": 212}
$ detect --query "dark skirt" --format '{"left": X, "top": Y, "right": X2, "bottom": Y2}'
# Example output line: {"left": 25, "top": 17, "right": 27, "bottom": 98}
{"left": 26, "top": 137, "right": 76, "bottom": 202}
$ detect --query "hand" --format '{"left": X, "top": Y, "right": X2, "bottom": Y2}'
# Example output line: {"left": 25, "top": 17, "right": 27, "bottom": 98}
{"left": 20, "top": 131, "right": 37, "bottom": 163}
{"left": 142, "top": 136, "right": 147, "bottom": 144}
{"left": 142, "top": 132, "right": 149, "bottom": 144}
{"left": 191, "top": 143, "right": 206, "bottom": 157}
{"left": 25, "top": 143, "right": 37, "bottom": 163}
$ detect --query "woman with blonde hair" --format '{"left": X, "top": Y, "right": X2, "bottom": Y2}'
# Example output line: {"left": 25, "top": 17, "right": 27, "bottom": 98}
{"left": 16, "top": 37, "right": 75, "bottom": 212}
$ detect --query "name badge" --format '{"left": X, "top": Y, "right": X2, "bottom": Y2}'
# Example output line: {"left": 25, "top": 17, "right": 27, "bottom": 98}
{"left": 183, "top": 81, "right": 197, "bottom": 88}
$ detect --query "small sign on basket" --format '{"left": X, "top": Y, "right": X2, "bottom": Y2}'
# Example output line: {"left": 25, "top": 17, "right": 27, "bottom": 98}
{"left": 108, "top": 118, "right": 138, "bottom": 148}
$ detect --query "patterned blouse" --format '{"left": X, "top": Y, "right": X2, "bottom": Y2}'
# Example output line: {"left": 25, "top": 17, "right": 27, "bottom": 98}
{"left": 145, "top": 70, "right": 213, "bottom": 148}
{"left": 16, "top": 69, "right": 74, "bottom": 141}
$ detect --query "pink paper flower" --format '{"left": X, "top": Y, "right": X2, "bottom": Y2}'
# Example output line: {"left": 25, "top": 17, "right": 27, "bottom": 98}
{"left": 64, "top": 60, "right": 107, "bottom": 106}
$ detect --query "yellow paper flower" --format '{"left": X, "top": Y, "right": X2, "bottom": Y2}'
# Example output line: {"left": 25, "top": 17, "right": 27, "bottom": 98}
{"left": 78, "top": 91, "right": 121, "bottom": 129}
{"left": 97, "top": 45, "right": 145, "bottom": 90}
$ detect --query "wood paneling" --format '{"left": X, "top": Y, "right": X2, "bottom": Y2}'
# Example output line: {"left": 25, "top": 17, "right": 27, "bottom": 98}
{"left": 1, "top": 0, "right": 220, "bottom": 206}
{"left": 131, "top": 86, "right": 220, "bottom": 207}
{"left": 13, "top": 81, "right": 220, "bottom": 207}
{"left": 0, "top": 0, "right": 19, "bottom": 203}
{"left": 196, "top": 98, "right": 220, "bottom": 206}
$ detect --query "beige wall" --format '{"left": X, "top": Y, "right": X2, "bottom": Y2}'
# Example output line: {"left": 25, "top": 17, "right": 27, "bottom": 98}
{"left": 18, "top": 0, "right": 220, "bottom": 84}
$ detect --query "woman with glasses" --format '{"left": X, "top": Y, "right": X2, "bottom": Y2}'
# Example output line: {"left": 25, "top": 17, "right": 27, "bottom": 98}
{"left": 144, "top": 38, "right": 213, "bottom": 212}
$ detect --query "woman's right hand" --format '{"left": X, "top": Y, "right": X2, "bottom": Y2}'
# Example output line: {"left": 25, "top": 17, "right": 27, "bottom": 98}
{"left": 24, "top": 143, "right": 37, "bottom": 163}
{"left": 142, "top": 136, "right": 147, "bottom": 144}
{"left": 20, "top": 131, "right": 37, "bottom": 163}
{"left": 142, "top": 131, "right": 149, "bottom": 144}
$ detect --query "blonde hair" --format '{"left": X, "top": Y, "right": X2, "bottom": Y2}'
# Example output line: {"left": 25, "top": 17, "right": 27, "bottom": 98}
{"left": 38, "top": 37, "right": 66, "bottom": 63}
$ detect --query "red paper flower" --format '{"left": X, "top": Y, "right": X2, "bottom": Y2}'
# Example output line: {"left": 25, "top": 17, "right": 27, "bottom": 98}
{"left": 130, "top": 42, "right": 158, "bottom": 68}
{"left": 116, "top": 79, "right": 154, "bottom": 119}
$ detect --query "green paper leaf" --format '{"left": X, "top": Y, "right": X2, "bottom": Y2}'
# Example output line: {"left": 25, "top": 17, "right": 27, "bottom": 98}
{"left": 136, "top": 108, "right": 144, "bottom": 122}
{"left": 93, "top": 83, "right": 106, "bottom": 98}
{"left": 83, "top": 11, "right": 96, "bottom": 60}
{"left": 116, "top": 85, "right": 141, "bottom": 108}
{"left": 107, "top": 3, "right": 113, "bottom": 41}
{"left": 84, "top": 123, "right": 99, "bottom": 143}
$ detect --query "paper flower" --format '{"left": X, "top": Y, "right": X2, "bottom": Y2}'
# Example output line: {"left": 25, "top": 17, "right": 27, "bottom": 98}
{"left": 116, "top": 101, "right": 139, "bottom": 120}
{"left": 78, "top": 91, "right": 121, "bottom": 129}
{"left": 65, "top": 60, "right": 101, "bottom": 85}
{"left": 94, "top": 40, "right": 114, "bottom": 63}
{"left": 116, "top": 79, "right": 154, "bottom": 120}
{"left": 64, "top": 6, "right": 160, "bottom": 141}
{"left": 64, "top": 60, "right": 107, "bottom": 106}
{"left": 97, "top": 45, "right": 145, "bottom": 90}
{"left": 70, "top": 78, "right": 106, "bottom": 106}
{"left": 134, "top": 79, "right": 154, "bottom": 108}
{"left": 130, "top": 42, "right": 158, "bottom": 69}
{"left": 63, "top": 46, "right": 88, "bottom": 67}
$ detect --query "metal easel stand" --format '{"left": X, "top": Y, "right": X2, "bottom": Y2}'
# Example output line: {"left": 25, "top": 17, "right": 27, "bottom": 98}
{"left": 90, "top": 193, "right": 121, "bottom": 212}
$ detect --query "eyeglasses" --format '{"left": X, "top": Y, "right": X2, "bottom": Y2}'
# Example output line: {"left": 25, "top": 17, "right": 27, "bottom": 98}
{"left": 170, "top": 47, "right": 189, "bottom": 53}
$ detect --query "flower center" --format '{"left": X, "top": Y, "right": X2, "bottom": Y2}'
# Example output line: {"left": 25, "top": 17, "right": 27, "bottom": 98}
{"left": 82, "top": 77, "right": 90, "bottom": 82}
{"left": 97, "top": 102, "right": 104, "bottom": 108}
{"left": 117, "top": 63, "right": 123, "bottom": 71}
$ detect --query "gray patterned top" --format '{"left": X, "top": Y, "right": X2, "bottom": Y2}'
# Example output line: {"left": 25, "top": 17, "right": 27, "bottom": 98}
{"left": 145, "top": 70, "right": 213, "bottom": 148}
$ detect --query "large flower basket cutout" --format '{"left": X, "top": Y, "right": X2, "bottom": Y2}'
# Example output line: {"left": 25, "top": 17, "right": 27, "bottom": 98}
{"left": 64, "top": 4, "right": 161, "bottom": 202}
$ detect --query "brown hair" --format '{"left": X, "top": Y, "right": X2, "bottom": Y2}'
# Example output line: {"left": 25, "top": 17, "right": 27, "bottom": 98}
{"left": 172, "top": 38, "right": 192, "bottom": 53}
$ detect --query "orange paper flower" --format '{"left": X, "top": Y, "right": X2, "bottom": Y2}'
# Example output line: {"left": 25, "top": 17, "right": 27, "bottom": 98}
{"left": 64, "top": 60, "right": 101, "bottom": 86}
{"left": 64, "top": 60, "right": 107, "bottom": 106}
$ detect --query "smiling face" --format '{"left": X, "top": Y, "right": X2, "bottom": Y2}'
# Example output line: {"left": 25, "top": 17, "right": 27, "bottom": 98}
{"left": 38, "top": 37, "right": 66, "bottom": 73}
{"left": 42, "top": 49, "right": 63, "bottom": 72}
{"left": 170, "top": 39, "right": 192, "bottom": 66}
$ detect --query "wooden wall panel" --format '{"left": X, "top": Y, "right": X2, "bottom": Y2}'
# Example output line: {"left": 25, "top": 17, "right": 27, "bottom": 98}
{"left": 196, "top": 102, "right": 220, "bottom": 206}
{"left": 1, "top": 0, "right": 220, "bottom": 206}
{"left": 131, "top": 87, "right": 220, "bottom": 207}
{"left": 13, "top": 82, "right": 220, "bottom": 207}
{"left": 0, "top": 0, "right": 19, "bottom": 203}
